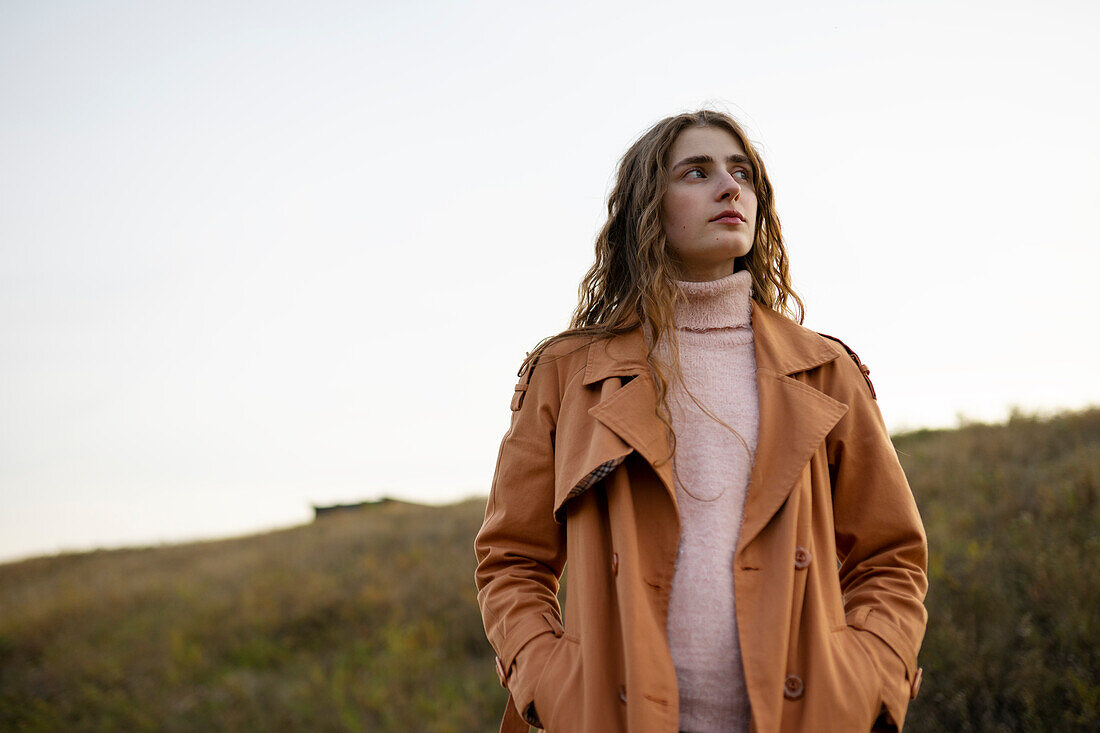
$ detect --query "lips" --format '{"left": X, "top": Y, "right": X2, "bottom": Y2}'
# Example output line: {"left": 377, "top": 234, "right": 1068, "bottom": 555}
{"left": 710, "top": 210, "right": 744, "bottom": 223}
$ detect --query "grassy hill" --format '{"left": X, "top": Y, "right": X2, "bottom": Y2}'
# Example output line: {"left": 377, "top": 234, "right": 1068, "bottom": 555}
{"left": 0, "top": 499, "right": 501, "bottom": 732}
{"left": 898, "top": 407, "right": 1100, "bottom": 731}
{"left": 1, "top": 407, "right": 1098, "bottom": 731}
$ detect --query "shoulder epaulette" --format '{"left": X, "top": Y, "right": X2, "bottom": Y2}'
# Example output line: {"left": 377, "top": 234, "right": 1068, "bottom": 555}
{"left": 816, "top": 332, "right": 877, "bottom": 400}
{"left": 511, "top": 352, "right": 541, "bottom": 411}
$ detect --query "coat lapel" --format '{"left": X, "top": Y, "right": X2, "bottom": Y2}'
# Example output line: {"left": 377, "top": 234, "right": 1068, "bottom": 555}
{"left": 553, "top": 328, "right": 675, "bottom": 517}
{"left": 585, "top": 371, "right": 675, "bottom": 494}
{"left": 575, "top": 301, "right": 848, "bottom": 543}
{"left": 739, "top": 301, "right": 848, "bottom": 549}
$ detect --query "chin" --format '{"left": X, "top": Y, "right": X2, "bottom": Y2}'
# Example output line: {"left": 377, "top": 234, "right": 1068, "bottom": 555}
{"left": 718, "top": 243, "right": 753, "bottom": 260}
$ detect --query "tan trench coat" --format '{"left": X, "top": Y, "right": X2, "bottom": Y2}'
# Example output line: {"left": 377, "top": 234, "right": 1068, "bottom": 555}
{"left": 474, "top": 300, "right": 928, "bottom": 733}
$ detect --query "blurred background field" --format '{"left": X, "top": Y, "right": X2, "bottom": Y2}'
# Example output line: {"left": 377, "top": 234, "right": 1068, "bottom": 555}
{"left": 1, "top": 406, "right": 1098, "bottom": 732}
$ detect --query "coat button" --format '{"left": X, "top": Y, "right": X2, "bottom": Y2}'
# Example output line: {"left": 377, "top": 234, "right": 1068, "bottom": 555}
{"left": 783, "top": 673, "right": 804, "bottom": 700}
{"left": 611, "top": 552, "right": 619, "bottom": 576}
{"left": 619, "top": 685, "right": 627, "bottom": 703}
{"left": 794, "top": 546, "right": 812, "bottom": 569}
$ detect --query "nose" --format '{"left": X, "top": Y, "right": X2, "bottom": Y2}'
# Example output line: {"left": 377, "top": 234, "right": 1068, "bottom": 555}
{"left": 717, "top": 170, "right": 742, "bottom": 201}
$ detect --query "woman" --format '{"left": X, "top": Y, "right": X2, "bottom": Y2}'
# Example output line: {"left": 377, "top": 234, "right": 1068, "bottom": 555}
{"left": 474, "top": 110, "right": 928, "bottom": 733}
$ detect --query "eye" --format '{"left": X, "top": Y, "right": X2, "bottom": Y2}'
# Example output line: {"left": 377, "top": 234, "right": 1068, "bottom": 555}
{"left": 685, "top": 167, "right": 706, "bottom": 179}
{"left": 734, "top": 169, "right": 751, "bottom": 181}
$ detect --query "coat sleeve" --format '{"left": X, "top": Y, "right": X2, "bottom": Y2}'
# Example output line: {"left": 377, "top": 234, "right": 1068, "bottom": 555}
{"left": 474, "top": 352, "right": 568, "bottom": 725}
{"left": 826, "top": 349, "right": 929, "bottom": 731}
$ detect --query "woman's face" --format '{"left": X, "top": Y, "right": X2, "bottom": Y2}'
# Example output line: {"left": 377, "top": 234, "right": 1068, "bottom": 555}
{"left": 660, "top": 125, "right": 758, "bottom": 282}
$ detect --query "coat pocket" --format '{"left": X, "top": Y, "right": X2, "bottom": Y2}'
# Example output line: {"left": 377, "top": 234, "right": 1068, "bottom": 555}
{"left": 531, "top": 633, "right": 583, "bottom": 732}
{"left": 838, "top": 626, "right": 886, "bottom": 728}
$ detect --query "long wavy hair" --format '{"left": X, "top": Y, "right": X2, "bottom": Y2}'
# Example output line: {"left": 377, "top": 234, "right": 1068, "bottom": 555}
{"left": 520, "top": 109, "right": 804, "bottom": 465}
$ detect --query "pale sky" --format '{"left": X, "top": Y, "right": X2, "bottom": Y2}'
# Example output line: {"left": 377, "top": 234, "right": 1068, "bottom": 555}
{"left": 2, "top": 0, "right": 1098, "bottom": 563}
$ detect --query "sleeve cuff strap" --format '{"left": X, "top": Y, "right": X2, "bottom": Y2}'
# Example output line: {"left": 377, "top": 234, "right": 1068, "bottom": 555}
{"left": 497, "top": 611, "right": 563, "bottom": 675}
{"left": 846, "top": 606, "right": 918, "bottom": 681}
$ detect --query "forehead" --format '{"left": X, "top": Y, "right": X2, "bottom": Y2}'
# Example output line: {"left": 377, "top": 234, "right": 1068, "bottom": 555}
{"left": 667, "top": 126, "right": 747, "bottom": 162}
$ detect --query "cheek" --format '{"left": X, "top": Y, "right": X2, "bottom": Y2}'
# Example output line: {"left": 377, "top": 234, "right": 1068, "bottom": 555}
{"left": 746, "top": 195, "right": 760, "bottom": 227}
{"left": 662, "top": 192, "right": 694, "bottom": 231}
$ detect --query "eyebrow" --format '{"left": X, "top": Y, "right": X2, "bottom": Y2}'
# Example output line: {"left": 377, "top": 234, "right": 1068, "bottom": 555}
{"left": 671, "top": 153, "right": 753, "bottom": 170}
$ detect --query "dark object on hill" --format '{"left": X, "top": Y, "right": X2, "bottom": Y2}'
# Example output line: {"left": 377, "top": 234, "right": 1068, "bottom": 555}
{"left": 311, "top": 497, "right": 396, "bottom": 519}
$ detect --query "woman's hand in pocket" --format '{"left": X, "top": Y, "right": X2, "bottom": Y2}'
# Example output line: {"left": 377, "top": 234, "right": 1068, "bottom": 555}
{"left": 529, "top": 633, "right": 583, "bottom": 731}
{"left": 509, "top": 631, "right": 559, "bottom": 727}
{"left": 847, "top": 627, "right": 909, "bottom": 730}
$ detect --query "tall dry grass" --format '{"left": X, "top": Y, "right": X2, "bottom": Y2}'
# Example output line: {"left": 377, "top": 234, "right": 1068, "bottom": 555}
{"left": 0, "top": 499, "right": 504, "bottom": 732}
{"left": 897, "top": 407, "right": 1100, "bottom": 731}
{"left": 1, "top": 407, "right": 1097, "bottom": 731}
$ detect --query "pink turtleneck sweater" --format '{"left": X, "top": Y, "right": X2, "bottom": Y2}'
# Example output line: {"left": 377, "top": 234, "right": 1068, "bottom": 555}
{"left": 658, "top": 268, "right": 759, "bottom": 733}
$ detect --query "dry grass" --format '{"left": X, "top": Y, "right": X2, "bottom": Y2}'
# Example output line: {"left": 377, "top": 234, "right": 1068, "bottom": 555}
{"left": 0, "top": 499, "right": 505, "bottom": 732}
{"left": 1, "top": 406, "right": 1098, "bottom": 731}
{"left": 896, "top": 407, "right": 1100, "bottom": 732}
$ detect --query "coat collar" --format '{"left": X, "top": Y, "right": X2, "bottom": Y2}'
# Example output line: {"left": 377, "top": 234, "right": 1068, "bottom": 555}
{"left": 582, "top": 299, "right": 840, "bottom": 385}
{"left": 574, "top": 299, "right": 849, "bottom": 553}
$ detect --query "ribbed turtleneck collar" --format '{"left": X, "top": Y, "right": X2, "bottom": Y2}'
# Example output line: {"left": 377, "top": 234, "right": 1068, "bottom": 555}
{"left": 673, "top": 269, "right": 753, "bottom": 331}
